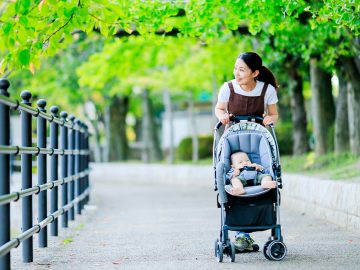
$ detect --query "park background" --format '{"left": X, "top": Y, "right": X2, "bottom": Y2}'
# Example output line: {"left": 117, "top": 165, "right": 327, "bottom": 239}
{"left": 1, "top": 0, "right": 360, "bottom": 179}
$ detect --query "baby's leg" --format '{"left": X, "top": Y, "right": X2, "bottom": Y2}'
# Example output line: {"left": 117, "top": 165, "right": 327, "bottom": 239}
{"left": 260, "top": 175, "right": 276, "bottom": 189}
{"left": 231, "top": 178, "right": 245, "bottom": 195}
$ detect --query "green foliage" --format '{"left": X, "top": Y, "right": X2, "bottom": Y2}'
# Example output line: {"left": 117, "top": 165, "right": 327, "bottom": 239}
{"left": 176, "top": 135, "right": 213, "bottom": 161}
{"left": 274, "top": 121, "right": 294, "bottom": 155}
{"left": 1, "top": 0, "right": 359, "bottom": 75}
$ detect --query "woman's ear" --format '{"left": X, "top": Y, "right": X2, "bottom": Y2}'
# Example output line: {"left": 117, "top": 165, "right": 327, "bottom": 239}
{"left": 253, "top": 70, "right": 260, "bottom": 78}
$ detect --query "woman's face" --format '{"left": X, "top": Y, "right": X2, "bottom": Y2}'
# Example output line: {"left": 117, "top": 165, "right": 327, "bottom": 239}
{"left": 233, "top": 59, "right": 258, "bottom": 85}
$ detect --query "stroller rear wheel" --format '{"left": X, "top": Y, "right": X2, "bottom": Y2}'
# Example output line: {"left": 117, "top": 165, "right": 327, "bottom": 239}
{"left": 264, "top": 240, "right": 287, "bottom": 261}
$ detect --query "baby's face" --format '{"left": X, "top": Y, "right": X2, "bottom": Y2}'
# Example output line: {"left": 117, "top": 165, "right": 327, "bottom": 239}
{"left": 232, "top": 153, "right": 251, "bottom": 169}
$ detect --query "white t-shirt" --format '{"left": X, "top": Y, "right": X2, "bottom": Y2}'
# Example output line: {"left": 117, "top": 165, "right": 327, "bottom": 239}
{"left": 217, "top": 80, "right": 278, "bottom": 108}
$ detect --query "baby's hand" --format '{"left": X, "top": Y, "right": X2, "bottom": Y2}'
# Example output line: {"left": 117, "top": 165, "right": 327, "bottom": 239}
{"left": 233, "top": 168, "right": 240, "bottom": 176}
{"left": 254, "top": 164, "right": 264, "bottom": 171}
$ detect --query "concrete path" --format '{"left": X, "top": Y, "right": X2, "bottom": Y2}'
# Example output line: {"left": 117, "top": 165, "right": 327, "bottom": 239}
{"left": 11, "top": 164, "right": 360, "bottom": 270}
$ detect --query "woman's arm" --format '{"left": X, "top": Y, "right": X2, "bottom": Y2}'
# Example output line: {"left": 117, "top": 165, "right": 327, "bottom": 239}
{"left": 263, "top": 104, "right": 279, "bottom": 126}
{"left": 215, "top": 101, "right": 231, "bottom": 124}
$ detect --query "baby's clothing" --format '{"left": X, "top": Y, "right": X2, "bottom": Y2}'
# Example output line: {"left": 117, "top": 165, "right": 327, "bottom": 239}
{"left": 226, "top": 168, "right": 270, "bottom": 187}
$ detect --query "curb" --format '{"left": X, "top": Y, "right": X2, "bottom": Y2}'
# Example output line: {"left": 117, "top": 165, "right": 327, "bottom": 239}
{"left": 282, "top": 174, "right": 360, "bottom": 232}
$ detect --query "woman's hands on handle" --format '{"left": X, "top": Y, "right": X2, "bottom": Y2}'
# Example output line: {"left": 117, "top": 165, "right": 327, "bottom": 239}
{"left": 262, "top": 115, "right": 275, "bottom": 126}
{"left": 219, "top": 112, "right": 233, "bottom": 125}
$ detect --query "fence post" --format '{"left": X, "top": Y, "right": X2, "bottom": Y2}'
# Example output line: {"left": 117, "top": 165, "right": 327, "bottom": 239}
{"left": 68, "top": 115, "right": 75, "bottom": 221}
{"left": 80, "top": 123, "right": 85, "bottom": 211}
{"left": 37, "top": 99, "right": 47, "bottom": 247}
{"left": 85, "top": 126, "right": 90, "bottom": 204}
{"left": 50, "top": 106, "right": 59, "bottom": 236}
{"left": 75, "top": 119, "right": 82, "bottom": 215}
{"left": 20, "top": 91, "right": 33, "bottom": 262}
{"left": 0, "top": 79, "right": 11, "bottom": 270}
{"left": 60, "top": 111, "right": 68, "bottom": 228}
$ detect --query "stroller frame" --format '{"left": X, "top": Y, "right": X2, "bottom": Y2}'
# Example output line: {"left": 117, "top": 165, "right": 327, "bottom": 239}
{"left": 213, "top": 115, "right": 287, "bottom": 262}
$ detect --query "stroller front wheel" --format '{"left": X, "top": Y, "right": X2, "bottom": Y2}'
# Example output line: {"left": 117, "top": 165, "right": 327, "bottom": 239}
{"left": 215, "top": 241, "right": 224, "bottom": 262}
{"left": 214, "top": 238, "right": 219, "bottom": 257}
{"left": 229, "top": 242, "right": 235, "bottom": 262}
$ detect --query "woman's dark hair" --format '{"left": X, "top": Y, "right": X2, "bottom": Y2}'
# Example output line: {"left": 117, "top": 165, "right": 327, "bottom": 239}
{"left": 237, "top": 52, "right": 279, "bottom": 89}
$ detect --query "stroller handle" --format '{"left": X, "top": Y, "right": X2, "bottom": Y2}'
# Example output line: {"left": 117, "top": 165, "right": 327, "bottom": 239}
{"left": 214, "top": 115, "right": 273, "bottom": 130}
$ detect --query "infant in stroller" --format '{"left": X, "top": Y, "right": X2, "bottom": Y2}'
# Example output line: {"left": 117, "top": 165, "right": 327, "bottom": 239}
{"left": 227, "top": 151, "right": 277, "bottom": 196}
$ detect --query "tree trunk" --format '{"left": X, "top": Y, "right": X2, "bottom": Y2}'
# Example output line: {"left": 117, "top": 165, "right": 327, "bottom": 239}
{"left": 141, "top": 89, "right": 162, "bottom": 162}
{"left": 87, "top": 119, "right": 102, "bottom": 162}
{"left": 162, "top": 90, "right": 174, "bottom": 164}
{"left": 103, "top": 105, "right": 110, "bottom": 162}
{"left": 188, "top": 93, "right": 199, "bottom": 163}
{"left": 334, "top": 68, "right": 349, "bottom": 154}
{"left": 310, "top": 58, "right": 335, "bottom": 155}
{"left": 109, "top": 95, "right": 129, "bottom": 161}
{"left": 212, "top": 73, "right": 218, "bottom": 120}
{"left": 340, "top": 56, "right": 360, "bottom": 155}
{"left": 288, "top": 62, "right": 309, "bottom": 155}
{"left": 82, "top": 103, "right": 103, "bottom": 162}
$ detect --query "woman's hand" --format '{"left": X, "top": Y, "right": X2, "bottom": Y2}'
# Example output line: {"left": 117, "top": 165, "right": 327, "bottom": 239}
{"left": 262, "top": 115, "right": 274, "bottom": 126}
{"left": 219, "top": 113, "right": 232, "bottom": 124}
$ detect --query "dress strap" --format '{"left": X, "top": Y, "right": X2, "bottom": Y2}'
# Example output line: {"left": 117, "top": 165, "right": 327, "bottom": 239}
{"left": 228, "top": 82, "right": 235, "bottom": 93}
{"left": 260, "top": 83, "right": 268, "bottom": 97}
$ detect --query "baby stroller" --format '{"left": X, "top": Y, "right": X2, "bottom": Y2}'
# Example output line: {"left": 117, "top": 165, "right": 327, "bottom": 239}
{"left": 213, "top": 115, "right": 287, "bottom": 262}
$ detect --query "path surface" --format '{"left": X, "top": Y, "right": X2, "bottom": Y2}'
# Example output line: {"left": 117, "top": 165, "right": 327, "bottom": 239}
{"left": 11, "top": 167, "right": 360, "bottom": 270}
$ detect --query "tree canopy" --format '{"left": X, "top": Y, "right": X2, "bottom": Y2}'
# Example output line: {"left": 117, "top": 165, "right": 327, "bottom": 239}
{"left": 1, "top": 0, "right": 359, "bottom": 74}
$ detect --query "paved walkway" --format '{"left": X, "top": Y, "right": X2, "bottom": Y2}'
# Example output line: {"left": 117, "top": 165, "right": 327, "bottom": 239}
{"left": 11, "top": 164, "right": 360, "bottom": 270}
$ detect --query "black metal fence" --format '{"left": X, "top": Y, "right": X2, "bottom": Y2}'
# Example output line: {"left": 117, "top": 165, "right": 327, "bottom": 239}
{"left": 0, "top": 79, "right": 90, "bottom": 270}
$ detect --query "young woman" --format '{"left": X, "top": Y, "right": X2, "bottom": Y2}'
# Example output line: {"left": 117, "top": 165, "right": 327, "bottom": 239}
{"left": 214, "top": 52, "right": 279, "bottom": 252}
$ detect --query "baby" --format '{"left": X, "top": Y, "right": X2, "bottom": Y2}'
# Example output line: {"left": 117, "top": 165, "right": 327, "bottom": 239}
{"left": 227, "top": 152, "right": 276, "bottom": 195}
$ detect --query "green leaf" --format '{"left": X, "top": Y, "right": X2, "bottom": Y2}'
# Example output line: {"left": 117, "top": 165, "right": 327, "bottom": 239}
{"left": 18, "top": 48, "right": 30, "bottom": 66}
{"left": 19, "top": 16, "right": 29, "bottom": 26}
{"left": 2, "top": 22, "right": 13, "bottom": 34}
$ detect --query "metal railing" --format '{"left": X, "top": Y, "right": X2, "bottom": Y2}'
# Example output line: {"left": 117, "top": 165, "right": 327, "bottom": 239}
{"left": 0, "top": 79, "right": 91, "bottom": 270}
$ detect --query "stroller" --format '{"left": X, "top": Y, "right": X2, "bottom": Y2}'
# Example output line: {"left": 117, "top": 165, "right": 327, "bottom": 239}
{"left": 213, "top": 115, "right": 287, "bottom": 262}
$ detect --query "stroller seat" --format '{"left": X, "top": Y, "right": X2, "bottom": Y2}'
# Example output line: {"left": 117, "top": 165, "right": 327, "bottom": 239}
{"left": 215, "top": 124, "right": 277, "bottom": 202}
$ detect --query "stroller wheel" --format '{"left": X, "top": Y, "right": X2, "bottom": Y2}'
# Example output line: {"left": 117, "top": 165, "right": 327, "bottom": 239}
{"left": 229, "top": 242, "right": 235, "bottom": 262}
{"left": 252, "top": 243, "right": 260, "bottom": 252}
{"left": 216, "top": 241, "right": 223, "bottom": 263}
{"left": 263, "top": 241, "right": 272, "bottom": 260}
{"left": 214, "top": 238, "right": 219, "bottom": 257}
{"left": 266, "top": 240, "right": 287, "bottom": 261}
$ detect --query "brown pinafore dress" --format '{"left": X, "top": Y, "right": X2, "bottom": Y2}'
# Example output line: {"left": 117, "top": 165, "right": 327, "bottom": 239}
{"left": 227, "top": 81, "right": 268, "bottom": 125}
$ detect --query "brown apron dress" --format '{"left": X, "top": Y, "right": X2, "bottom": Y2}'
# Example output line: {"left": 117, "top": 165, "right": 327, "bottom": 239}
{"left": 227, "top": 81, "right": 268, "bottom": 126}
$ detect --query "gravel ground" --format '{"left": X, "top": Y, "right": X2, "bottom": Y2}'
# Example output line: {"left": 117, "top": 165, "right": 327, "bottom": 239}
{"left": 10, "top": 170, "right": 360, "bottom": 270}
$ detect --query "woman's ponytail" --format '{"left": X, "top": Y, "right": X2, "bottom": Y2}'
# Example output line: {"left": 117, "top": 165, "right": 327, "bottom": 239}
{"left": 257, "top": 65, "right": 279, "bottom": 90}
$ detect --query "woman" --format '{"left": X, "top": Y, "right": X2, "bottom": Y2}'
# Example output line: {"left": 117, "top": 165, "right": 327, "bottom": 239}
{"left": 214, "top": 52, "right": 279, "bottom": 252}
{"left": 215, "top": 52, "right": 279, "bottom": 127}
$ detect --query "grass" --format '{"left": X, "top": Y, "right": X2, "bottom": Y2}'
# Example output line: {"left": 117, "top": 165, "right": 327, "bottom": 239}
{"left": 281, "top": 152, "right": 360, "bottom": 181}
{"left": 63, "top": 237, "right": 74, "bottom": 244}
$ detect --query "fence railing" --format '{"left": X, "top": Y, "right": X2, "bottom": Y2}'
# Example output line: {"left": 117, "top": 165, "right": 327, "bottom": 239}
{"left": 0, "top": 79, "right": 91, "bottom": 270}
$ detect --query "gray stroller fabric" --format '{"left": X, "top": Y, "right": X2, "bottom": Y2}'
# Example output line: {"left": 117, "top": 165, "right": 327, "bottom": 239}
{"left": 215, "top": 122, "right": 276, "bottom": 201}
